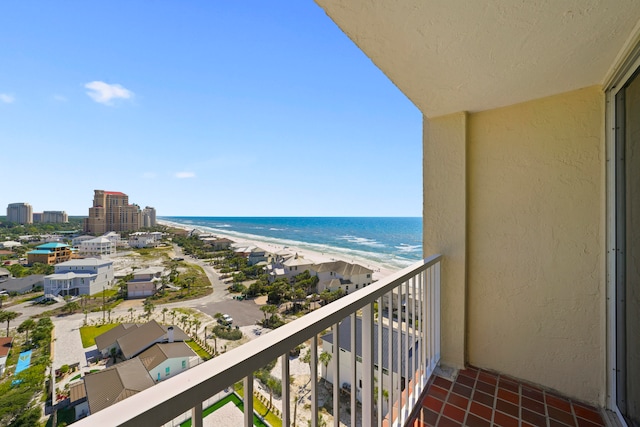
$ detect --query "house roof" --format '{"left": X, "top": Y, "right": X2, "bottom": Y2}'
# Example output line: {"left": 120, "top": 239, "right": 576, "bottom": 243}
{"left": 104, "top": 191, "right": 126, "bottom": 196}
{"left": 28, "top": 250, "right": 54, "bottom": 255}
{"left": 138, "top": 342, "right": 197, "bottom": 371}
{"left": 0, "top": 267, "right": 10, "bottom": 276}
{"left": 0, "top": 275, "right": 45, "bottom": 293}
{"left": 312, "top": 260, "right": 373, "bottom": 276}
{"left": 36, "top": 242, "right": 69, "bottom": 249}
{"left": 95, "top": 324, "right": 140, "bottom": 352}
{"left": 56, "top": 258, "right": 113, "bottom": 267}
{"left": 283, "top": 256, "right": 313, "bottom": 267}
{"left": 117, "top": 320, "right": 168, "bottom": 359}
{"left": 83, "top": 357, "right": 155, "bottom": 414}
{"left": 85, "top": 237, "right": 112, "bottom": 244}
{"left": 321, "top": 316, "right": 416, "bottom": 374}
{"left": 69, "top": 380, "right": 86, "bottom": 403}
{"left": 0, "top": 241, "right": 21, "bottom": 248}
{"left": 0, "top": 337, "right": 13, "bottom": 358}
{"left": 46, "top": 272, "right": 95, "bottom": 280}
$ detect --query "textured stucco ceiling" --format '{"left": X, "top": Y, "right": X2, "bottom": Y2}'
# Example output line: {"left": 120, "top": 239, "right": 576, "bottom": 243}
{"left": 315, "top": 0, "right": 640, "bottom": 117}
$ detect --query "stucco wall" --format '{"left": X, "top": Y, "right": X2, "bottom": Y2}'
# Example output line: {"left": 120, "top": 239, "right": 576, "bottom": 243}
{"left": 466, "top": 86, "right": 605, "bottom": 404}
{"left": 423, "top": 112, "right": 467, "bottom": 369}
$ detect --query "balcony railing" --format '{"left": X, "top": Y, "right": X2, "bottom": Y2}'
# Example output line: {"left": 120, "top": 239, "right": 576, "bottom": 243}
{"left": 74, "top": 254, "right": 441, "bottom": 427}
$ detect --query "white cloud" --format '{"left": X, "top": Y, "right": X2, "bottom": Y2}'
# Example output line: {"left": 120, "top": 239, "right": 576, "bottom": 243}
{"left": 175, "top": 172, "right": 195, "bottom": 179}
{"left": 0, "top": 94, "right": 15, "bottom": 104}
{"left": 84, "top": 81, "right": 133, "bottom": 105}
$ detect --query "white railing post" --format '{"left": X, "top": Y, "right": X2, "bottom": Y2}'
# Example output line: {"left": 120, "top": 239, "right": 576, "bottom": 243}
{"left": 387, "top": 291, "right": 394, "bottom": 427}
{"left": 311, "top": 335, "right": 318, "bottom": 427}
{"left": 350, "top": 312, "right": 357, "bottom": 427}
{"left": 362, "top": 302, "right": 374, "bottom": 427}
{"left": 281, "top": 354, "right": 290, "bottom": 427}
{"left": 191, "top": 402, "right": 202, "bottom": 427}
{"left": 244, "top": 374, "right": 253, "bottom": 427}
{"left": 332, "top": 322, "right": 340, "bottom": 427}
{"left": 377, "top": 296, "right": 383, "bottom": 426}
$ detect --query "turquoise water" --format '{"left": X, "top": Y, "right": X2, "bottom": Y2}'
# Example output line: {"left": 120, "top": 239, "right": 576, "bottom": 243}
{"left": 161, "top": 217, "right": 422, "bottom": 271}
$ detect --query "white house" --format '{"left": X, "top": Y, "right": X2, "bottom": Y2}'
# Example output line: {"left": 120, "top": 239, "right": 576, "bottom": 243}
{"left": 128, "top": 233, "right": 159, "bottom": 249}
{"left": 127, "top": 267, "right": 166, "bottom": 299}
{"left": 311, "top": 260, "right": 373, "bottom": 294}
{"left": 79, "top": 237, "right": 115, "bottom": 257}
{"left": 103, "top": 232, "right": 127, "bottom": 248}
{"left": 138, "top": 342, "right": 198, "bottom": 382}
{"left": 44, "top": 258, "right": 114, "bottom": 296}
{"left": 283, "top": 255, "right": 314, "bottom": 279}
{"left": 320, "top": 316, "right": 418, "bottom": 416}
{"left": 71, "top": 235, "right": 95, "bottom": 248}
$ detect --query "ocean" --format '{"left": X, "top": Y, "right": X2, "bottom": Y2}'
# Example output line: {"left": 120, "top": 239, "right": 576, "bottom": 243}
{"left": 159, "top": 217, "right": 422, "bottom": 271}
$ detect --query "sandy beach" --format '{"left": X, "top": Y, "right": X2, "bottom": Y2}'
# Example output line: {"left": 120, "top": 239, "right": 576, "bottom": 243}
{"left": 158, "top": 219, "right": 397, "bottom": 281}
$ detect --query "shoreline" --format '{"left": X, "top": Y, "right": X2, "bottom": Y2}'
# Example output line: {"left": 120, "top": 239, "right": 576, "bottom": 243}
{"left": 158, "top": 219, "right": 397, "bottom": 281}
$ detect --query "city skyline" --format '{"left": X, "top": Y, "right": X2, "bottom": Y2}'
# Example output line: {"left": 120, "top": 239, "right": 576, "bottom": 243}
{"left": 0, "top": 2, "right": 422, "bottom": 217}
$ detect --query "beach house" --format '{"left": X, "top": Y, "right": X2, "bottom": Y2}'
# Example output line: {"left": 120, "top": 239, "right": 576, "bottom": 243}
{"left": 43, "top": 258, "right": 113, "bottom": 296}
{"left": 126, "top": 266, "right": 167, "bottom": 299}
{"left": 74, "top": 3, "right": 640, "bottom": 427}
{"left": 78, "top": 236, "right": 115, "bottom": 257}
{"left": 26, "top": 242, "right": 72, "bottom": 265}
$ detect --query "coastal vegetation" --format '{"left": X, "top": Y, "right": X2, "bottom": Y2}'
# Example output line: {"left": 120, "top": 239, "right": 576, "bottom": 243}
{"left": 0, "top": 317, "right": 54, "bottom": 427}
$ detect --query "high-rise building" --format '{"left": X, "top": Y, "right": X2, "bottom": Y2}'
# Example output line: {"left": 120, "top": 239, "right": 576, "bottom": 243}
{"left": 43, "top": 211, "right": 68, "bottom": 223}
{"left": 83, "top": 190, "right": 142, "bottom": 235}
{"left": 6, "top": 203, "right": 33, "bottom": 224}
{"left": 33, "top": 212, "right": 43, "bottom": 223}
{"left": 142, "top": 206, "right": 157, "bottom": 228}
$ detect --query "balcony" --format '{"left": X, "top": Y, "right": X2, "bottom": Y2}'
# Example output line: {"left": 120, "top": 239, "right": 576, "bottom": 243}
{"left": 73, "top": 255, "right": 442, "bottom": 427}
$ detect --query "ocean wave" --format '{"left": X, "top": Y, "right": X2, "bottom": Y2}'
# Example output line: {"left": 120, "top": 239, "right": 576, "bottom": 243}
{"left": 215, "top": 224, "right": 232, "bottom": 228}
{"left": 269, "top": 227, "right": 285, "bottom": 231}
{"left": 337, "top": 234, "right": 385, "bottom": 248}
{"left": 395, "top": 243, "right": 422, "bottom": 253}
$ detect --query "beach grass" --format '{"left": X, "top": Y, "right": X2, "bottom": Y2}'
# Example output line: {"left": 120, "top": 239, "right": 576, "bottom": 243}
{"left": 180, "top": 392, "right": 271, "bottom": 427}
{"left": 79, "top": 323, "right": 120, "bottom": 348}
{"left": 234, "top": 383, "right": 282, "bottom": 427}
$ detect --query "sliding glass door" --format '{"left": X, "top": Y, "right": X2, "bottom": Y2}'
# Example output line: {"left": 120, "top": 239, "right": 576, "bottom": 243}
{"left": 616, "top": 69, "right": 640, "bottom": 427}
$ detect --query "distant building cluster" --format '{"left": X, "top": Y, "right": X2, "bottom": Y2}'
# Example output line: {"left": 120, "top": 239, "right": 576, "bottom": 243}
{"left": 6, "top": 202, "right": 69, "bottom": 224}
{"left": 83, "top": 190, "right": 156, "bottom": 235}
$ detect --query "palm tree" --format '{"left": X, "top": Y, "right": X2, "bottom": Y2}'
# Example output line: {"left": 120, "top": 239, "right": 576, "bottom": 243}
{"left": 143, "top": 302, "right": 155, "bottom": 319}
{"left": 0, "top": 310, "right": 19, "bottom": 336}
{"left": 318, "top": 351, "right": 332, "bottom": 377}
{"left": 63, "top": 301, "right": 80, "bottom": 315}
{"left": 162, "top": 307, "right": 168, "bottom": 323}
{"left": 260, "top": 304, "right": 277, "bottom": 327}
{"left": 18, "top": 318, "right": 36, "bottom": 342}
{"left": 128, "top": 307, "right": 135, "bottom": 322}
{"left": 266, "top": 377, "right": 278, "bottom": 410}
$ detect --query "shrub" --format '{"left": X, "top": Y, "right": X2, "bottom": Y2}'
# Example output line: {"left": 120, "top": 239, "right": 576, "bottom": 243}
{"left": 212, "top": 325, "right": 242, "bottom": 340}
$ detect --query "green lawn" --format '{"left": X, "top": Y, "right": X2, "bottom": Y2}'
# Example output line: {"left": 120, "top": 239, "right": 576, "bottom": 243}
{"left": 79, "top": 323, "right": 120, "bottom": 348}
{"left": 180, "top": 392, "right": 271, "bottom": 427}
{"left": 234, "top": 383, "right": 282, "bottom": 427}
{"left": 185, "top": 340, "right": 212, "bottom": 360}
{"left": 45, "top": 406, "right": 75, "bottom": 427}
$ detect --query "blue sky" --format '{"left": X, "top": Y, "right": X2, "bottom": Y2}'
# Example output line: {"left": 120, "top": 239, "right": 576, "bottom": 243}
{"left": 0, "top": 2, "right": 422, "bottom": 217}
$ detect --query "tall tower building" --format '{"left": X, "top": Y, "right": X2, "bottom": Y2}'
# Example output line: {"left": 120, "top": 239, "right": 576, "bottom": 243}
{"left": 83, "top": 190, "right": 142, "bottom": 235}
{"left": 142, "top": 206, "right": 157, "bottom": 228}
{"left": 6, "top": 203, "right": 33, "bottom": 224}
{"left": 43, "top": 211, "right": 69, "bottom": 223}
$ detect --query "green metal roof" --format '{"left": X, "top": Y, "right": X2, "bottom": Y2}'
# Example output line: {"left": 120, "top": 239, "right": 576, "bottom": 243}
{"left": 28, "top": 250, "right": 53, "bottom": 254}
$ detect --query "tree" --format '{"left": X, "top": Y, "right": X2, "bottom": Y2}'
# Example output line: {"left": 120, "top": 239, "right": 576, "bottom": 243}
{"left": 63, "top": 301, "right": 80, "bottom": 315}
{"left": 128, "top": 307, "right": 135, "bottom": 322}
{"left": 0, "top": 310, "right": 19, "bottom": 336}
{"left": 17, "top": 318, "right": 36, "bottom": 342}
{"left": 318, "top": 351, "right": 332, "bottom": 377}
{"left": 260, "top": 304, "right": 277, "bottom": 327}
{"left": 162, "top": 307, "right": 169, "bottom": 323}
{"left": 266, "top": 377, "right": 278, "bottom": 409}
{"left": 143, "top": 301, "right": 155, "bottom": 318}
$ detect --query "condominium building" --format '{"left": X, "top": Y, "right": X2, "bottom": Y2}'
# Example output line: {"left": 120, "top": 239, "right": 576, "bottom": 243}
{"left": 6, "top": 203, "right": 33, "bottom": 224}
{"left": 83, "top": 190, "right": 142, "bottom": 235}
{"left": 142, "top": 206, "right": 156, "bottom": 228}
{"left": 27, "top": 242, "right": 73, "bottom": 265}
{"left": 43, "top": 211, "right": 68, "bottom": 223}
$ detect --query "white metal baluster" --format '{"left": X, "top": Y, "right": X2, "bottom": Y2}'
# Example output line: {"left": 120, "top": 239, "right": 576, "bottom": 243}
{"left": 402, "top": 279, "right": 409, "bottom": 424}
{"left": 332, "top": 322, "right": 340, "bottom": 427}
{"left": 362, "top": 302, "right": 374, "bottom": 427}
{"left": 281, "top": 354, "right": 290, "bottom": 427}
{"left": 244, "top": 374, "right": 253, "bottom": 427}
{"left": 435, "top": 261, "right": 441, "bottom": 363}
{"left": 350, "top": 312, "right": 357, "bottom": 427}
{"left": 191, "top": 402, "right": 202, "bottom": 427}
{"left": 387, "top": 291, "right": 394, "bottom": 426}
{"left": 311, "top": 335, "right": 318, "bottom": 427}
{"left": 377, "top": 296, "right": 383, "bottom": 426}
{"left": 411, "top": 275, "right": 417, "bottom": 408}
